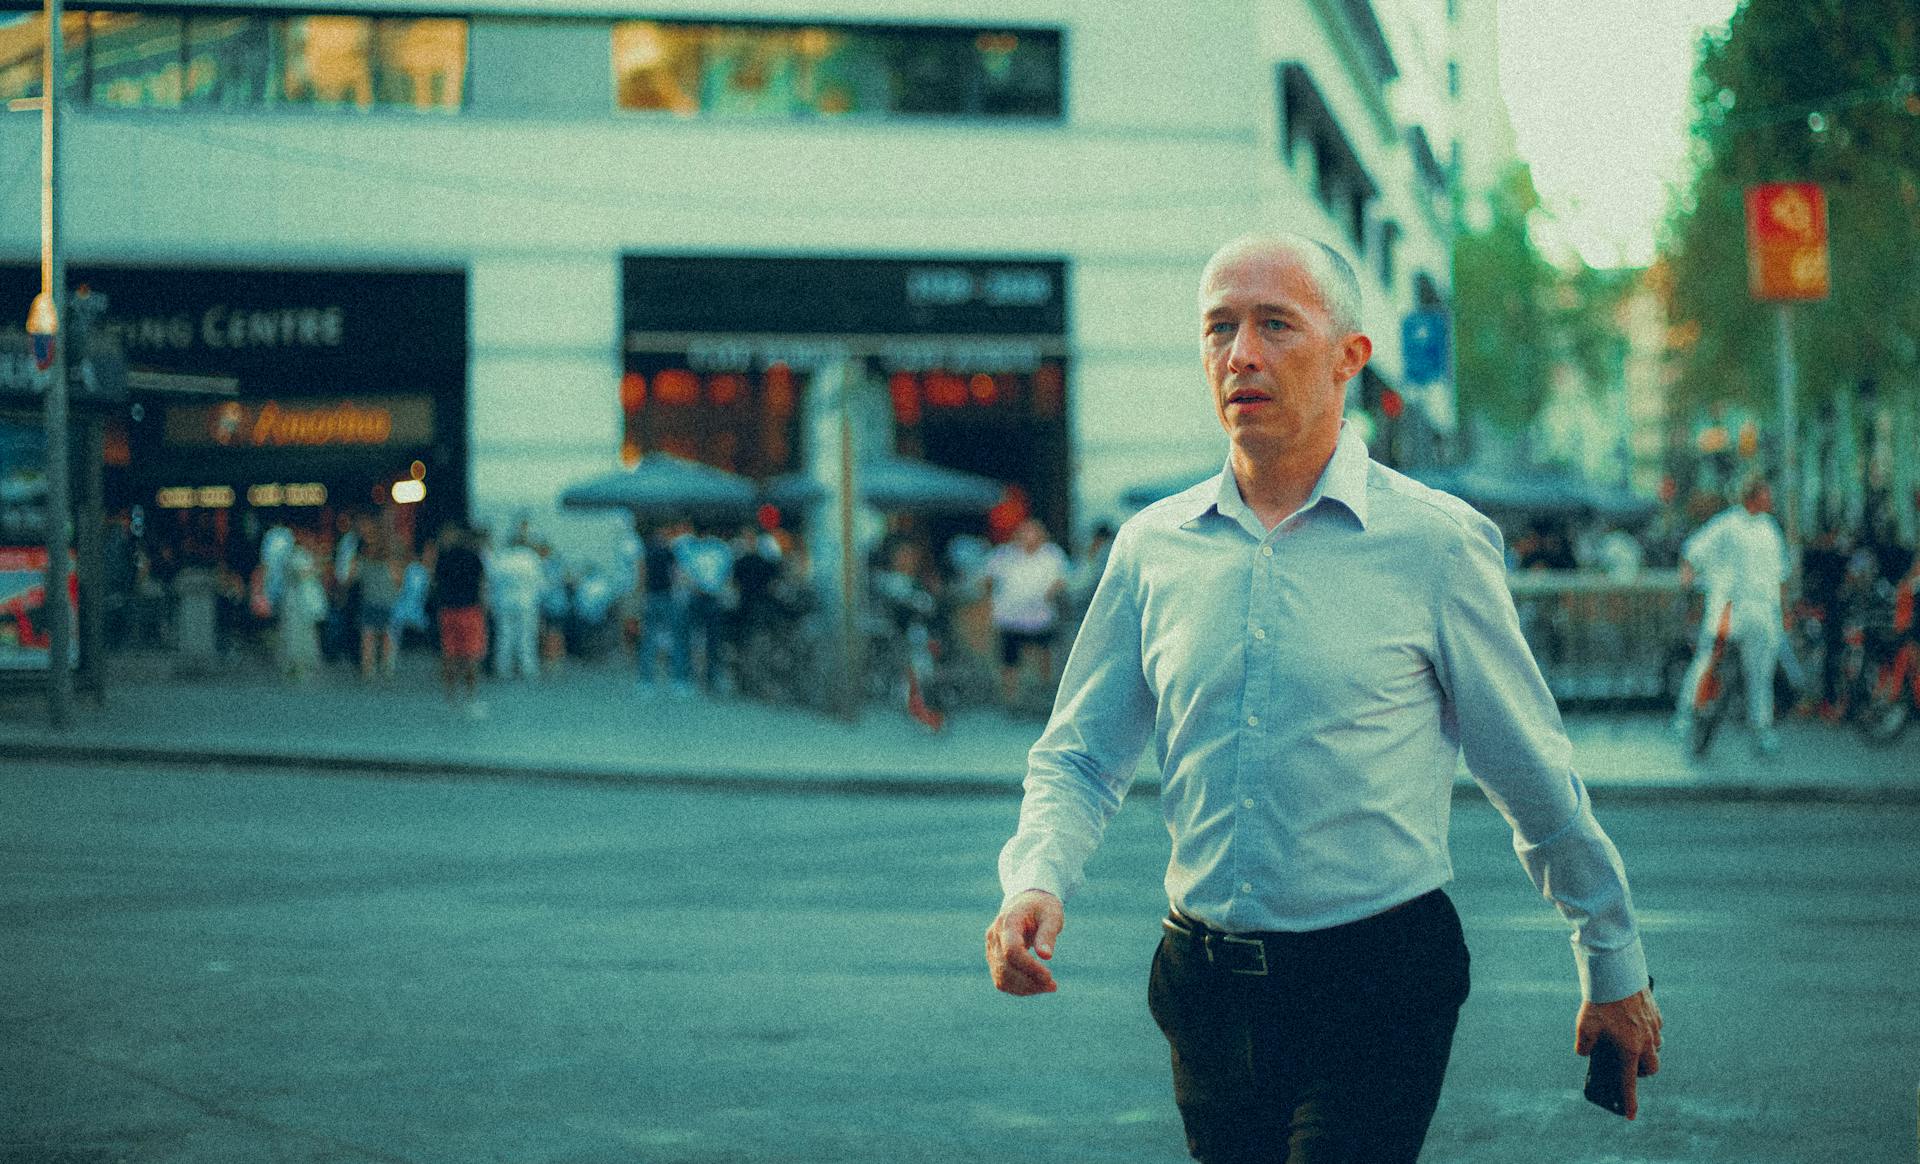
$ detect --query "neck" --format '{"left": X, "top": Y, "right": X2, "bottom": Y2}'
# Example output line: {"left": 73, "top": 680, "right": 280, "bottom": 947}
{"left": 1229, "top": 432, "right": 1337, "bottom": 530}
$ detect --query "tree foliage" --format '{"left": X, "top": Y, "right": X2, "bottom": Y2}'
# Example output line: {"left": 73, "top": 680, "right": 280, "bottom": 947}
{"left": 1452, "top": 165, "right": 1635, "bottom": 438}
{"left": 1452, "top": 166, "right": 1557, "bottom": 434}
{"left": 1664, "top": 0, "right": 1920, "bottom": 420}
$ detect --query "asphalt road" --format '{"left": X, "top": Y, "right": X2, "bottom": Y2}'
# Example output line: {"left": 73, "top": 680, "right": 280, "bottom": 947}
{"left": 3, "top": 760, "right": 1917, "bottom": 1164}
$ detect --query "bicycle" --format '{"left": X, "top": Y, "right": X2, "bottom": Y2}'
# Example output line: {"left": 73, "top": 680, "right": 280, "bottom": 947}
{"left": 1857, "top": 578, "right": 1918, "bottom": 747}
{"left": 1687, "top": 602, "right": 1744, "bottom": 759}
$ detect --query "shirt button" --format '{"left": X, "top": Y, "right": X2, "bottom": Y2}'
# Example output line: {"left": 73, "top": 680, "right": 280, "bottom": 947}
{"left": 1252, "top": 627, "right": 1267, "bottom": 640}
{"left": 1240, "top": 882, "right": 1254, "bottom": 894}
{"left": 1261, "top": 545, "right": 1274, "bottom": 558}
{"left": 1246, "top": 714, "right": 1260, "bottom": 727}
{"left": 1242, "top": 797, "right": 1255, "bottom": 809}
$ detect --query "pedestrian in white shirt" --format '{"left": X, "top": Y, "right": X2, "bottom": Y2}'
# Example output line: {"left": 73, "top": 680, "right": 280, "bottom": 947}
{"left": 1672, "top": 476, "right": 1789, "bottom": 754}
{"left": 985, "top": 233, "right": 1661, "bottom": 1161}
{"left": 489, "top": 534, "right": 543, "bottom": 680}
{"left": 984, "top": 519, "right": 1069, "bottom": 709}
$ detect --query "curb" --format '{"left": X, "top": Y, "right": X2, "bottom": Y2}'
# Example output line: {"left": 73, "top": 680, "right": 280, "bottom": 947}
{"left": 8, "top": 739, "right": 1919, "bottom": 806}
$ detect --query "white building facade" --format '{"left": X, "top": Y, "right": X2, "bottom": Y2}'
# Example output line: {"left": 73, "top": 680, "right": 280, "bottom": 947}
{"left": 2, "top": 0, "right": 1489, "bottom": 562}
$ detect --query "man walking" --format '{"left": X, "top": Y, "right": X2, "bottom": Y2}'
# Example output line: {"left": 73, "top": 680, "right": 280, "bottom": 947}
{"left": 985, "top": 518, "right": 1069, "bottom": 710}
{"left": 1673, "top": 476, "right": 1789, "bottom": 754}
{"left": 985, "top": 233, "right": 1662, "bottom": 1162}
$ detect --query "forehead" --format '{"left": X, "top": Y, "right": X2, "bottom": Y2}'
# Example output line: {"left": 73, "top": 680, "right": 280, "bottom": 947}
{"left": 1199, "top": 247, "right": 1328, "bottom": 318}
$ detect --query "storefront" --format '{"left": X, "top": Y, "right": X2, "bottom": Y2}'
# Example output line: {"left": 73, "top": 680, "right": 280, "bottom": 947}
{"left": 1, "top": 264, "right": 468, "bottom": 571}
{"left": 620, "top": 253, "right": 1071, "bottom": 539}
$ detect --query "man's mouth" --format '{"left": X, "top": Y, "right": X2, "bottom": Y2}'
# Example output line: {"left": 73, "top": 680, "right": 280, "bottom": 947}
{"left": 1227, "top": 390, "right": 1272, "bottom": 406}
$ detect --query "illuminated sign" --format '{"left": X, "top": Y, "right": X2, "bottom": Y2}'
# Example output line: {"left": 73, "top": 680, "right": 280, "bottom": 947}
{"left": 162, "top": 396, "right": 434, "bottom": 449}
{"left": 1744, "top": 183, "right": 1830, "bottom": 302}
{"left": 161, "top": 483, "right": 326, "bottom": 509}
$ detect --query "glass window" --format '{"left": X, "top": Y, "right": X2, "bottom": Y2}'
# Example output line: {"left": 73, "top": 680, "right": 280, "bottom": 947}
{"left": 88, "top": 11, "right": 185, "bottom": 109}
{"left": 881, "top": 29, "right": 973, "bottom": 116}
{"left": 185, "top": 12, "right": 274, "bottom": 108}
{"left": 612, "top": 21, "right": 703, "bottom": 114}
{"left": 372, "top": 18, "right": 465, "bottom": 111}
{"left": 280, "top": 14, "right": 373, "bottom": 108}
{"left": 973, "top": 31, "right": 1059, "bottom": 117}
{"left": 0, "top": 11, "right": 85, "bottom": 103}
{"left": 613, "top": 20, "right": 1061, "bottom": 120}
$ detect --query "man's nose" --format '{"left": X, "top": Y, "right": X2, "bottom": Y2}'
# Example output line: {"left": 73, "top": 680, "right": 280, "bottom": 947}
{"left": 1227, "top": 324, "right": 1262, "bottom": 372}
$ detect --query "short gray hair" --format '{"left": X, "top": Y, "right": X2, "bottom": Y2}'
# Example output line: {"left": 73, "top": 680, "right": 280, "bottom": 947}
{"left": 1199, "top": 233, "right": 1364, "bottom": 335}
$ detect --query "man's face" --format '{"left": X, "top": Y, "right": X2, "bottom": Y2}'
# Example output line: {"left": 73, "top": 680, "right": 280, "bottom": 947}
{"left": 1200, "top": 246, "right": 1370, "bottom": 462}
{"left": 1745, "top": 484, "right": 1772, "bottom": 515}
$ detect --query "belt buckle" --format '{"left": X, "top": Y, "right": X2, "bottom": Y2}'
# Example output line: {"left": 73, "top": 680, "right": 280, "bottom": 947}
{"left": 1215, "top": 932, "right": 1269, "bottom": 976}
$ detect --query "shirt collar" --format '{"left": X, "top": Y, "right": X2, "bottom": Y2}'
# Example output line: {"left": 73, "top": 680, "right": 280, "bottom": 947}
{"left": 1181, "top": 423, "right": 1372, "bottom": 533}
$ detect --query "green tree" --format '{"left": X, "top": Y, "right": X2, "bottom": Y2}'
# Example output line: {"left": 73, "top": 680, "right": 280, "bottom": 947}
{"left": 1451, "top": 165, "right": 1636, "bottom": 441}
{"left": 1452, "top": 164, "right": 1557, "bottom": 434}
{"left": 1664, "top": 0, "right": 1920, "bottom": 448}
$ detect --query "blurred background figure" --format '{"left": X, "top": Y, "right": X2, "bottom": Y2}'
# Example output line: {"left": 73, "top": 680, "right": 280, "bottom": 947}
{"left": 490, "top": 529, "right": 543, "bottom": 681}
{"left": 278, "top": 533, "right": 326, "bottom": 683}
{"left": 355, "top": 531, "right": 403, "bottom": 681}
{"left": 985, "top": 518, "right": 1067, "bottom": 712}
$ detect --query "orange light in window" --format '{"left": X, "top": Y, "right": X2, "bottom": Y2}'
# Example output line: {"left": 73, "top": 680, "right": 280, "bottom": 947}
{"left": 620, "top": 371, "right": 647, "bottom": 412}
{"left": 1033, "top": 362, "right": 1064, "bottom": 418}
{"left": 656, "top": 368, "right": 700, "bottom": 406}
{"left": 620, "top": 438, "right": 641, "bottom": 467}
{"left": 969, "top": 373, "right": 998, "bottom": 405}
{"left": 925, "top": 371, "right": 967, "bottom": 409}
{"left": 890, "top": 372, "right": 921, "bottom": 426}
{"left": 708, "top": 373, "right": 745, "bottom": 407}
{"left": 765, "top": 363, "right": 795, "bottom": 417}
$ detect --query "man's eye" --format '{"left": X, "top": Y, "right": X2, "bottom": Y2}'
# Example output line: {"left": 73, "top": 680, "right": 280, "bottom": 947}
{"left": 1262, "top": 318, "right": 1290, "bottom": 331}
{"left": 1206, "top": 321, "right": 1235, "bottom": 336}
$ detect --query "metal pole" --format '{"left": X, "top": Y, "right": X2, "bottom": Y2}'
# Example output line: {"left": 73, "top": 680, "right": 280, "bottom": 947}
{"left": 41, "top": 0, "right": 73, "bottom": 728}
{"left": 835, "top": 380, "right": 863, "bottom": 722}
{"left": 1774, "top": 302, "right": 1800, "bottom": 597}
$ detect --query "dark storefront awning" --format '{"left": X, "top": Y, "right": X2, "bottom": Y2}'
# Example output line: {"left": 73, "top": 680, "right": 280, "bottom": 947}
{"left": 1404, "top": 464, "right": 1658, "bottom": 523}
{"left": 559, "top": 454, "right": 759, "bottom": 519}
{"left": 765, "top": 455, "right": 1004, "bottom": 514}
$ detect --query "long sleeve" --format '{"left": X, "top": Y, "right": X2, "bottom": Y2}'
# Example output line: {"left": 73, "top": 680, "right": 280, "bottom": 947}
{"left": 996, "top": 531, "right": 1157, "bottom": 909}
{"left": 1434, "top": 512, "right": 1649, "bottom": 1003}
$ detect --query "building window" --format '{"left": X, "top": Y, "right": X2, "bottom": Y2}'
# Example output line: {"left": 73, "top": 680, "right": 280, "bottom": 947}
{"left": 1447, "top": 59, "right": 1459, "bottom": 99}
{"left": 0, "top": 9, "right": 84, "bottom": 102}
{"left": 1280, "top": 63, "right": 1377, "bottom": 256}
{"left": 0, "top": 7, "right": 465, "bottom": 111}
{"left": 612, "top": 20, "right": 1062, "bottom": 120}
{"left": 1378, "top": 221, "right": 1400, "bottom": 289}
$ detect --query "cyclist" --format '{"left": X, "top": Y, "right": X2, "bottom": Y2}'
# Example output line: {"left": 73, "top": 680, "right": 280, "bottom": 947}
{"left": 1672, "top": 476, "right": 1790, "bottom": 754}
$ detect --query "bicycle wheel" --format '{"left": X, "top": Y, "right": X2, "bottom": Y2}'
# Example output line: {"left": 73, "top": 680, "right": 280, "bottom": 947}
{"left": 1690, "top": 647, "right": 1738, "bottom": 758}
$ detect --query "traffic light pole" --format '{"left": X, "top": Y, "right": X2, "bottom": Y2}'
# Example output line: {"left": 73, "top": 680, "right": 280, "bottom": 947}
{"left": 40, "top": 0, "right": 73, "bottom": 728}
{"left": 1774, "top": 302, "right": 1800, "bottom": 596}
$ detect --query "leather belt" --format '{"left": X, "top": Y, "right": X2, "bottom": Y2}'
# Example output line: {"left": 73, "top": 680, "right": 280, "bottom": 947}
{"left": 1161, "top": 893, "right": 1437, "bottom": 977}
{"left": 1162, "top": 913, "right": 1271, "bottom": 976}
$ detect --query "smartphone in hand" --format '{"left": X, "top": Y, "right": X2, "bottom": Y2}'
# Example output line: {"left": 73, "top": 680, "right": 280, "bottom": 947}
{"left": 1583, "top": 1036, "right": 1630, "bottom": 1117}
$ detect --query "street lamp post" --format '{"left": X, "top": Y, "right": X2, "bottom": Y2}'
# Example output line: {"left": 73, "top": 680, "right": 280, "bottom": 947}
{"left": 36, "top": 0, "right": 73, "bottom": 727}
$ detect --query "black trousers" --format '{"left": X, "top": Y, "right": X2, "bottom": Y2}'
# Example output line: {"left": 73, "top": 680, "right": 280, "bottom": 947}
{"left": 1147, "top": 889, "right": 1472, "bottom": 1164}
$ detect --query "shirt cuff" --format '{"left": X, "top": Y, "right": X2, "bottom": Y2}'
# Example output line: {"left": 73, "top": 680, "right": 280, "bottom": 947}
{"left": 1576, "top": 938, "right": 1650, "bottom": 1004}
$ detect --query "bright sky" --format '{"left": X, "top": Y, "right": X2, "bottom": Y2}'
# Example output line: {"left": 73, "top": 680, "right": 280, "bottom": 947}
{"left": 1496, "top": 0, "right": 1744, "bottom": 269}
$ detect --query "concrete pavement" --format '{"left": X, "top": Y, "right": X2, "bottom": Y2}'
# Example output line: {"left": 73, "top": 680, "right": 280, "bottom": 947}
{"left": 1, "top": 648, "right": 1914, "bottom": 802}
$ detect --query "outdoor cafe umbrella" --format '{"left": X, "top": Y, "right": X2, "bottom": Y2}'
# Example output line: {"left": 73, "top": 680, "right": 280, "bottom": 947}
{"left": 557, "top": 453, "right": 758, "bottom": 519}
{"left": 764, "top": 455, "right": 1004, "bottom": 514}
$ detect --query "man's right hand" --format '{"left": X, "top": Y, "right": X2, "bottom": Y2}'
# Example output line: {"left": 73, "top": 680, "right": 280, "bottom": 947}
{"left": 985, "top": 890, "right": 1065, "bottom": 996}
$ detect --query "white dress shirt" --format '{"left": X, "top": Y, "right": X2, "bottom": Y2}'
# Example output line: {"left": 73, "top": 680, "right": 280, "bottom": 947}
{"left": 998, "top": 427, "right": 1649, "bottom": 1003}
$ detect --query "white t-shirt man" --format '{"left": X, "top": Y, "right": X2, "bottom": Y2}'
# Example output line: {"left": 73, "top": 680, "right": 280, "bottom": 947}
{"left": 1675, "top": 496, "right": 1789, "bottom": 743}
{"left": 986, "top": 538, "right": 1068, "bottom": 633}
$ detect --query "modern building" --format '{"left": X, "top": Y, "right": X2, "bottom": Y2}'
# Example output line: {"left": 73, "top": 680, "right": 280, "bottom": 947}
{"left": 2, "top": 0, "right": 1497, "bottom": 569}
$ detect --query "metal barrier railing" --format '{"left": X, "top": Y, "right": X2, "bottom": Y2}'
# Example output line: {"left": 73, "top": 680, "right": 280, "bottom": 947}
{"left": 1506, "top": 570, "right": 1692, "bottom": 708}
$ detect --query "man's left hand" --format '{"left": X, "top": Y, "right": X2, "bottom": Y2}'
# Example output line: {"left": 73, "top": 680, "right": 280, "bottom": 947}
{"left": 1575, "top": 986, "right": 1663, "bottom": 1120}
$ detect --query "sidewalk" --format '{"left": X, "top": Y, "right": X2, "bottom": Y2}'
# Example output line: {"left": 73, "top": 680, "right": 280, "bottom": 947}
{"left": 2, "top": 649, "right": 1914, "bottom": 802}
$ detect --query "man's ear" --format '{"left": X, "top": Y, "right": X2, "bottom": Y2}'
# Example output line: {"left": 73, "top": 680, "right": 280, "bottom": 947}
{"left": 1335, "top": 333, "right": 1373, "bottom": 384}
